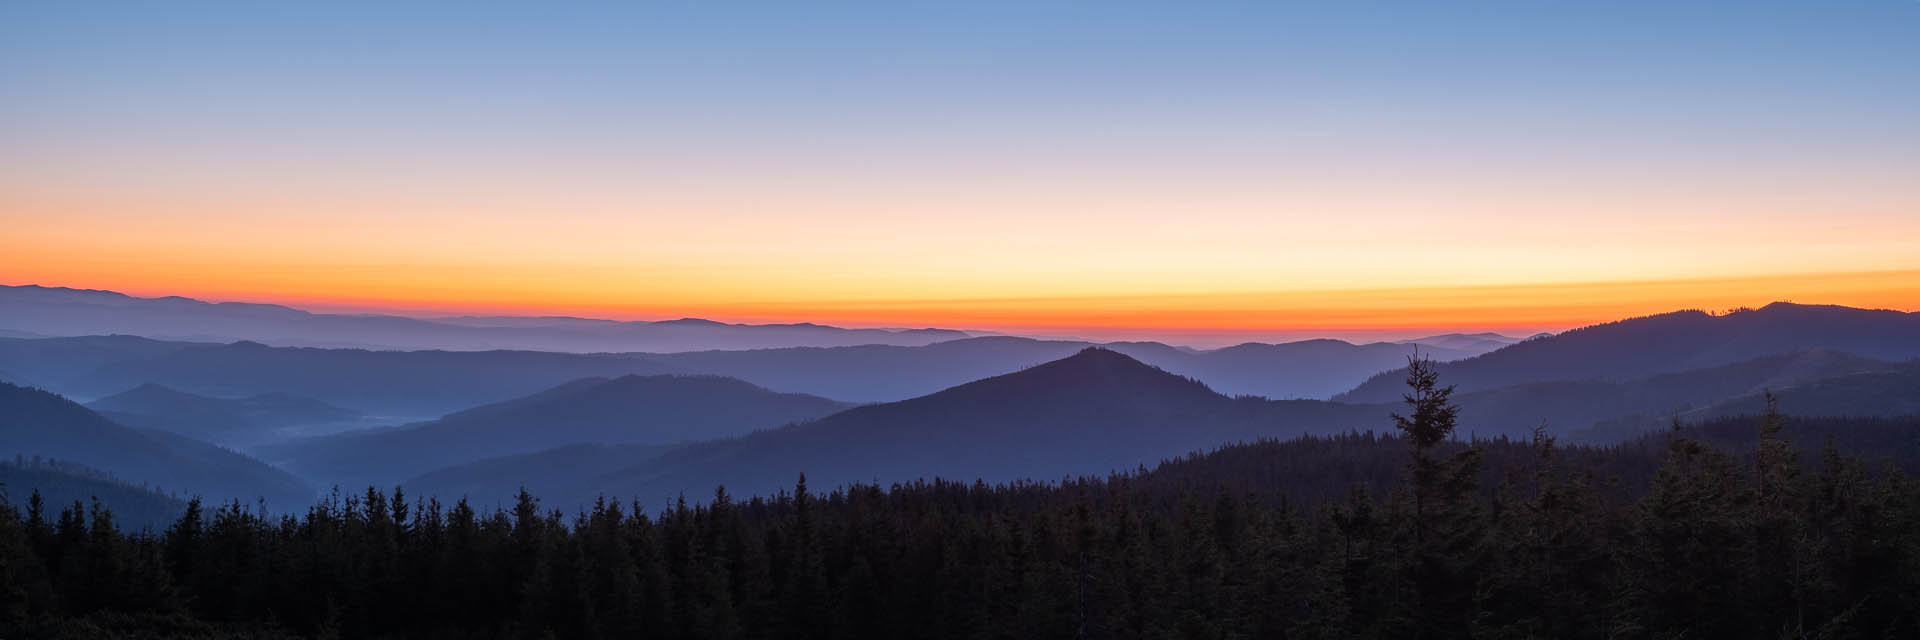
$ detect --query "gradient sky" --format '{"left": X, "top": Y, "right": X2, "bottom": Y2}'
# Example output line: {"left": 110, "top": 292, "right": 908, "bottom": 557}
{"left": 4, "top": 1, "right": 1918, "bottom": 343}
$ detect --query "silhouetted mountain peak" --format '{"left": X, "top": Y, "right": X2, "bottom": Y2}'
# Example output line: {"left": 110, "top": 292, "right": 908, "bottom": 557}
{"left": 599, "top": 373, "right": 771, "bottom": 393}
{"left": 109, "top": 382, "right": 199, "bottom": 401}
{"left": 1048, "top": 346, "right": 1166, "bottom": 376}
{"left": 656, "top": 318, "right": 727, "bottom": 327}
{"left": 1747, "top": 300, "right": 1913, "bottom": 319}
{"left": 917, "top": 347, "right": 1221, "bottom": 407}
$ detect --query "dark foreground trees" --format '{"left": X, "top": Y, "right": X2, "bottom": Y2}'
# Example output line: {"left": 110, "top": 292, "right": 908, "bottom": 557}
{"left": 3, "top": 377, "right": 1918, "bottom": 638}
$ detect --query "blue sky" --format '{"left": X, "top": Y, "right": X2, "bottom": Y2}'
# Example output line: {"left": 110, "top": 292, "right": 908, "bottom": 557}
{"left": 3, "top": 2, "right": 1917, "bottom": 340}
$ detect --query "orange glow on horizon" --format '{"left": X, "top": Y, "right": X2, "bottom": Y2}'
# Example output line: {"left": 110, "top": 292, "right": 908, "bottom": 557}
{"left": 7, "top": 269, "right": 1917, "bottom": 343}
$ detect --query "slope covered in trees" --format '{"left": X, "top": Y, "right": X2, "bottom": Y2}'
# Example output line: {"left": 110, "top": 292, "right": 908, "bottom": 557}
{"left": 3, "top": 388, "right": 1915, "bottom": 638}
{"left": 1338, "top": 302, "right": 1920, "bottom": 403}
{"left": 401, "top": 347, "right": 1920, "bottom": 509}
{"left": 1433, "top": 349, "right": 1902, "bottom": 439}
{"left": 402, "top": 443, "right": 684, "bottom": 509}
{"left": 577, "top": 349, "right": 1408, "bottom": 507}
{"left": 0, "top": 383, "right": 312, "bottom": 509}
{"left": 1571, "top": 362, "right": 1920, "bottom": 442}
{"left": 0, "top": 458, "right": 188, "bottom": 532}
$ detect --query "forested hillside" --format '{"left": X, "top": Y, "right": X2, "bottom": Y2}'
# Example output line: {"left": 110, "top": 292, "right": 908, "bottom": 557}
{"left": 4, "top": 366, "right": 1916, "bottom": 638}
{"left": 0, "top": 383, "right": 312, "bottom": 509}
{"left": 1338, "top": 303, "right": 1920, "bottom": 403}
{"left": 0, "top": 458, "right": 187, "bottom": 532}
{"left": 575, "top": 348, "right": 1383, "bottom": 506}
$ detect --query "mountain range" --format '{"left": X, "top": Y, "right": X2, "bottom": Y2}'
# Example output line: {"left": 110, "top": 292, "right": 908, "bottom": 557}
{"left": 436, "top": 348, "right": 1385, "bottom": 507}
{"left": 0, "top": 284, "right": 973, "bottom": 352}
{"left": 1337, "top": 303, "right": 1920, "bottom": 403}
{"left": 0, "top": 333, "right": 1501, "bottom": 419}
{"left": 387, "top": 342, "right": 1920, "bottom": 507}
{"left": 0, "top": 382, "right": 313, "bottom": 508}
{"left": 266, "top": 375, "right": 852, "bottom": 486}
{"left": 5, "top": 293, "right": 1920, "bottom": 516}
{"left": 87, "top": 382, "right": 363, "bottom": 447}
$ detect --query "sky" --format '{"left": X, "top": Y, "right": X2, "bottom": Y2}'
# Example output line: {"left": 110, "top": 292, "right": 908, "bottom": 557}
{"left": 3, "top": 1, "right": 1917, "bottom": 343}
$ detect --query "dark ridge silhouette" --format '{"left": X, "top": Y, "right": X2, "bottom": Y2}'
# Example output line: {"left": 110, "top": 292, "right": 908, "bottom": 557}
{"left": 1695, "top": 362, "right": 1920, "bottom": 417}
{"left": 401, "top": 442, "right": 683, "bottom": 508}
{"left": 1336, "top": 302, "right": 1920, "bottom": 403}
{"left": 0, "top": 334, "right": 205, "bottom": 395}
{"left": 0, "top": 283, "right": 973, "bottom": 352}
{"left": 572, "top": 348, "right": 1384, "bottom": 506}
{"left": 270, "top": 375, "right": 852, "bottom": 487}
{"left": 1430, "top": 349, "right": 1903, "bottom": 439}
{"left": 86, "top": 382, "right": 361, "bottom": 445}
{"left": 0, "top": 382, "right": 312, "bottom": 509}
{"left": 1393, "top": 331, "right": 1525, "bottom": 352}
{"left": 4, "top": 331, "right": 1496, "bottom": 418}
{"left": 1571, "top": 360, "right": 1920, "bottom": 442}
{"left": 420, "top": 348, "right": 1920, "bottom": 509}
{"left": 66, "top": 340, "right": 682, "bottom": 418}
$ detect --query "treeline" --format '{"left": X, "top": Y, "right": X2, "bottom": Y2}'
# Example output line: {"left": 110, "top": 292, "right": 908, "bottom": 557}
{"left": 3, "top": 364, "right": 1919, "bottom": 638}
{"left": 0, "top": 457, "right": 186, "bottom": 532}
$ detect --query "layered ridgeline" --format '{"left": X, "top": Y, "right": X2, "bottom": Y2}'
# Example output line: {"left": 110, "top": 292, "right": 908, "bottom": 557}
{"left": 403, "top": 346, "right": 1920, "bottom": 507}
{"left": 0, "top": 382, "right": 312, "bottom": 509}
{"left": 1437, "top": 349, "right": 1908, "bottom": 440}
{"left": 0, "top": 284, "right": 971, "bottom": 352}
{"left": 1, "top": 333, "right": 1498, "bottom": 418}
{"left": 87, "top": 382, "right": 362, "bottom": 447}
{"left": 1571, "top": 358, "right": 1920, "bottom": 442}
{"left": 645, "top": 337, "right": 1498, "bottom": 401}
{"left": 467, "top": 348, "right": 1385, "bottom": 508}
{"left": 1338, "top": 302, "right": 1920, "bottom": 403}
{"left": 270, "top": 375, "right": 852, "bottom": 487}
{"left": 6, "top": 338, "right": 682, "bottom": 418}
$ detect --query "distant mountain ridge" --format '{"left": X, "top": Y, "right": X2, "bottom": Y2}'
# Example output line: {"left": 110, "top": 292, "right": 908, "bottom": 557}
{"left": 545, "top": 348, "right": 1384, "bottom": 507}
{"left": 2, "top": 332, "right": 1502, "bottom": 418}
{"left": 1337, "top": 302, "right": 1920, "bottom": 403}
{"left": 87, "top": 382, "right": 361, "bottom": 446}
{"left": 1394, "top": 332, "right": 1527, "bottom": 352}
{"left": 0, "top": 382, "right": 312, "bottom": 508}
{"left": 400, "top": 345, "right": 1920, "bottom": 508}
{"left": 0, "top": 284, "right": 976, "bottom": 352}
{"left": 270, "top": 374, "right": 853, "bottom": 487}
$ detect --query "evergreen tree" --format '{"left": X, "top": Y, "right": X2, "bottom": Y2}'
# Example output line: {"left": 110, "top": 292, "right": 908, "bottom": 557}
{"left": 1389, "top": 355, "right": 1487, "bottom": 639}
